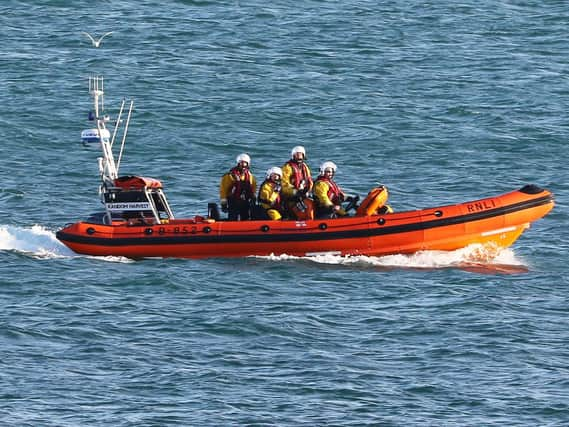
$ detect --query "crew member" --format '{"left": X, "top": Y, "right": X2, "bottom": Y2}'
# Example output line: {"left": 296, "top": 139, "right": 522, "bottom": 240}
{"left": 258, "top": 167, "right": 284, "bottom": 220}
{"left": 313, "top": 161, "right": 349, "bottom": 218}
{"left": 219, "top": 153, "right": 257, "bottom": 220}
{"left": 281, "top": 145, "right": 313, "bottom": 218}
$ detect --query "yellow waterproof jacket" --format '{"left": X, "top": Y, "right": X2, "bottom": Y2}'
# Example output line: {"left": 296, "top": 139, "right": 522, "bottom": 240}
{"left": 219, "top": 168, "right": 257, "bottom": 202}
{"left": 313, "top": 180, "right": 334, "bottom": 208}
{"left": 258, "top": 180, "right": 282, "bottom": 210}
{"left": 281, "top": 161, "right": 313, "bottom": 199}
{"left": 313, "top": 177, "right": 345, "bottom": 208}
{"left": 313, "top": 177, "right": 347, "bottom": 216}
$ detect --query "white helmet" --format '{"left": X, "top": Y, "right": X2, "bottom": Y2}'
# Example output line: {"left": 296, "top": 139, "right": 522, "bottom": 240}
{"left": 320, "top": 161, "right": 337, "bottom": 175}
{"left": 290, "top": 145, "right": 306, "bottom": 159}
{"left": 236, "top": 153, "right": 251, "bottom": 165}
{"left": 266, "top": 166, "right": 282, "bottom": 179}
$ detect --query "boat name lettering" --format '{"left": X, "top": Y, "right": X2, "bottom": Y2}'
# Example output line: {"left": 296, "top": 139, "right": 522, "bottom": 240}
{"left": 106, "top": 202, "right": 150, "bottom": 211}
{"left": 466, "top": 200, "right": 496, "bottom": 213}
{"left": 156, "top": 226, "right": 197, "bottom": 235}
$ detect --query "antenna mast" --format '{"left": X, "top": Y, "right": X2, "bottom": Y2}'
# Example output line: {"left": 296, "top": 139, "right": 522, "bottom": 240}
{"left": 87, "top": 75, "right": 134, "bottom": 185}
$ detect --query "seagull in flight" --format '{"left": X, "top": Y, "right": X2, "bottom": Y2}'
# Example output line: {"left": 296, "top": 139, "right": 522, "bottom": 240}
{"left": 82, "top": 31, "right": 113, "bottom": 47}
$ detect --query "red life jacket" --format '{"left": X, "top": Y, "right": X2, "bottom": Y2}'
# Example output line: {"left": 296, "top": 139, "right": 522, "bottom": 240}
{"left": 229, "top": 167, "right": 254, "bottom": 200}
{"left": 316, "top": 176, "right": 345, "bottom": 205}
{"left": 286, "top": 160, "right": 312, "bottom": 190}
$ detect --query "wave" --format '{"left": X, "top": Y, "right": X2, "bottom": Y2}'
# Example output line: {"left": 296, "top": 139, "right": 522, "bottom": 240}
{"left": 0, "top": 224, "right": 72, "bottom": 258}
{"left": 0, "top": 225, "right": 131, "bottom": 263}
{"left": 256, "top": 245, "right": 529, "bottom": 274}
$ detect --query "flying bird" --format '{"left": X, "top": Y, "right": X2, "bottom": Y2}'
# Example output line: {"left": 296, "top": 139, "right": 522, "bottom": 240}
{"left": 82, "top": 31, "right": 113, "bottom": 48}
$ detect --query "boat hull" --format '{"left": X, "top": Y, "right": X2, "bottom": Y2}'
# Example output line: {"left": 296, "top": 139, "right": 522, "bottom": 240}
{"left": 56, "top": 186, "right": 554, "bottom": 259}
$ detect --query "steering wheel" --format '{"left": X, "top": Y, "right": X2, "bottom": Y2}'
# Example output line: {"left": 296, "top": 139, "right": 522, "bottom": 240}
{"left": 344, "top": 195, "right": 360, "bottom": 212}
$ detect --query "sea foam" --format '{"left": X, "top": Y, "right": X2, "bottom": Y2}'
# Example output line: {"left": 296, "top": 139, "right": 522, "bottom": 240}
{"left": 257, "top": 244, "right": 527, "bottom": 273}
{"left": 0, "top": 224, "right": 132, "bottom": 262}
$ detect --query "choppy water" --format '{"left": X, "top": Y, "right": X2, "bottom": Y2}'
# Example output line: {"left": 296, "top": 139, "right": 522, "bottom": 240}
{"left": 1, "top": 1, "right": 568, "bottom": 425}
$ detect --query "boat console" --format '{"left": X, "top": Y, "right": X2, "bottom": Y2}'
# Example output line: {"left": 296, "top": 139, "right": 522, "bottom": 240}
{"left": 100, "top": 176, "right": 174, "bottom": 225}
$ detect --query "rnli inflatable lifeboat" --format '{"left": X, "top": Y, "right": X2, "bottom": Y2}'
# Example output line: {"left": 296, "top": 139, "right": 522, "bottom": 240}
{"left": 56, "top": 181, "right": 554, "bottom": 259}
{"left": 55, "top": 76, "right": 555, "bottom": 259}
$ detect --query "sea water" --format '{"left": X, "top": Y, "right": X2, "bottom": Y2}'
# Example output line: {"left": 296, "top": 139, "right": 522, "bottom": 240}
{"left": 1, "top": 1, "right": 568, "bottom": 425}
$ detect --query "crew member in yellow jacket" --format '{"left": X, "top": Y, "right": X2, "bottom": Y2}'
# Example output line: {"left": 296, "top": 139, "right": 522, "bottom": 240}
{"left": 219, "top": 153, "right": 257, "bottom": 220}
{"left": 313, "top": 161, "right": 349, "bottom": 218}
{"left": 281, "top": 145, "right": 313, "bottom": 218}
{"left": 258, "top": 167, "right": 284, "bottom": 220}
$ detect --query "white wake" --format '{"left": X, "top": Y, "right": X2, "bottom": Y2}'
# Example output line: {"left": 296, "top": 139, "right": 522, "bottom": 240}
{"left": 257, "top": 244, "right": 528, "bottom": 273}
{"left": 0, "top": 224, "right": 130, "bottom": 262}
{"left": 0, "top": 224, "right": 73, "bottom": 258}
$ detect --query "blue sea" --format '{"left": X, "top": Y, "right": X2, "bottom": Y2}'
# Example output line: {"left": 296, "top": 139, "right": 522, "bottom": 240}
{"left": 1, "top": 1, "right": 568, "bottom": 425}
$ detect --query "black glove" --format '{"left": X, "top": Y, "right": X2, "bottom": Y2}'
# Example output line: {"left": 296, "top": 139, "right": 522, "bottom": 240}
{"left": 221, "top": 201, "right": 228, "bottom": 213}
{"left": 345, "top": 195, "right": 359, "bottom": 203}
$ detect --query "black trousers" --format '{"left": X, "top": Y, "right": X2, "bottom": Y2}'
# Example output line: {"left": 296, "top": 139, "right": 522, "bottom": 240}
{"left": 228, "top": 199, "right": 251, "bottom": 220}
{"left": 315, "top": 207, "right": 335, "bottom": 219}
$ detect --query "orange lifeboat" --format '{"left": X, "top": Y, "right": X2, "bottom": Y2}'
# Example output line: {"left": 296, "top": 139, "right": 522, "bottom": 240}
{"left": 56, "top": 184, "right": 554, "bottom": 259}
{"left": 58, "top": 75, "right": 554, "bottom": 260}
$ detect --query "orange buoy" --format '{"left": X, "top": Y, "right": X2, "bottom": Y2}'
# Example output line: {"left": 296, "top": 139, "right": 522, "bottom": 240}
{"left": 356, "top": 186, "right": 389, "bottom": 216}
